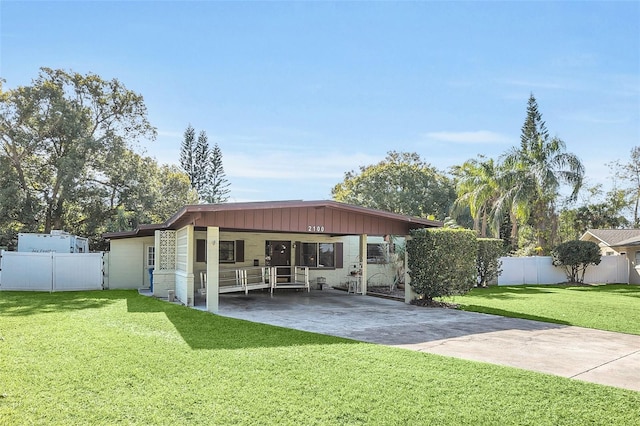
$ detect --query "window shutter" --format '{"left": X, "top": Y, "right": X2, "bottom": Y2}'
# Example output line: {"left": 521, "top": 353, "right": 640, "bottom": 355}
{"left": 236, "top": 240, "right": 244, "bottom": 263}
{"left": 335, "top": 242, "right": 343, "bottom": 268}
{"left": 295, "top": 241, "right": 302, "bottom": 266}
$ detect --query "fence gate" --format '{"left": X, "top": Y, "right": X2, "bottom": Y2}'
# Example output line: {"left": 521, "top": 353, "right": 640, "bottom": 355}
{"left": 0, "top": 251, "right": 104, "bottom": 291}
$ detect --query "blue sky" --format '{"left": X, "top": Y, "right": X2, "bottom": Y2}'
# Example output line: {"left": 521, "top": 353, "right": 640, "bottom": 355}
{"left": 1, "top": 1, "right": 638, "bottom": 204}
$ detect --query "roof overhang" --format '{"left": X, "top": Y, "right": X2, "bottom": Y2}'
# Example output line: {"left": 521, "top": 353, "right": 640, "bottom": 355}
{"left": 103, "top": 200, "right": 442, "bottom": 240}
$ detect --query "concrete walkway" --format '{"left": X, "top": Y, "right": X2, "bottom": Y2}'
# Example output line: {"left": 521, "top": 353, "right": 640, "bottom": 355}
{"left": 217, "top": 288, "right": 640, "bottom": 392}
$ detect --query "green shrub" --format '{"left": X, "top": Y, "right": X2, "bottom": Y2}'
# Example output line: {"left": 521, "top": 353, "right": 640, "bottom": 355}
{"left": 407, "top": 228, "right": 477, "bottom": 301}
{"left": 551, "top": 240, "right": 601, "bottom": 283}
{"left": 477, "top": 238, "right": 504, "bottom": 287}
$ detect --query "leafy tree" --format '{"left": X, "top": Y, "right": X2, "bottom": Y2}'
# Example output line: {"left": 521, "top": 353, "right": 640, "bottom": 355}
{"left": 551, "top": 240, "right": 601, "bottom": 283}
{"left": 612, "top": 146, "right": 640, "bottom": 227}
{"left": 0, "top": 68, "right": 197, "bottom": 249}
{"left": 332, "top": 151, "right": 455, "bottom": 219}
{"left": 476, "top": 238, "right": 504, "bottom": 287}
{"left": 499, "top": 94, "right": 584, "bottom": 252}
{"left": 558, "top": 185, "right": 629, "bottom": 241}
{"left": 407, "top": 228, "right": 477, "bottom": 301}
{"left": 0, "top": 68, "right": 156, "bottom": 235}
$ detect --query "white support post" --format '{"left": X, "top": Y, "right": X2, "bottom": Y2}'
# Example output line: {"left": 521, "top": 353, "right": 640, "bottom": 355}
{"left": 359, "top": 234, "right": 367, "bottom": 295}
{"left": 206, "top": 226, "right": 220, "bottom": 314}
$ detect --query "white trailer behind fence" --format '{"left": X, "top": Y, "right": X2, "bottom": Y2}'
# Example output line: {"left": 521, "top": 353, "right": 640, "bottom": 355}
{"left": 0, "top": 251, "right": 104, "bottom": 292}
{"left": 497, "top": 255, "right": 629, "bottom": 285}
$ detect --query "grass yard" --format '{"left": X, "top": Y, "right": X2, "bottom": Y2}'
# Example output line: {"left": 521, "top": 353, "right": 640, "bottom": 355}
{"left": 448, "top": 284, "right": 640, "bottom": 335}
{"left": 1, "top": 291, "right": 639, "bottom": 425}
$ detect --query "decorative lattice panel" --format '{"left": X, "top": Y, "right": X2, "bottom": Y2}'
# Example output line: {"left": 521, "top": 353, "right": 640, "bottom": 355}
{"left": 158, "top": 230, "right": 176, "bottom": 270}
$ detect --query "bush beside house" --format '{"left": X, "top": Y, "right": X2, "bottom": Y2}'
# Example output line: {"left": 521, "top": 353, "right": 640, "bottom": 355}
{"left": 477, "top": 238, "right": 504, "bottom": 287}
{"left": 407, "top": 228, "right": 477, "bottom": 301}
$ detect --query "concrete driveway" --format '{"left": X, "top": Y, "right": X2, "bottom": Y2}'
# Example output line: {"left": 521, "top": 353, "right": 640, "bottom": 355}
{"left": 217, "top": 288, "right": 640, "bottom": 392}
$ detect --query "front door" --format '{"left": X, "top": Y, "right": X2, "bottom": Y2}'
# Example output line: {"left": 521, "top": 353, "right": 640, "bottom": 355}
{"left": 144, "top": 244, "right": 155, "bottom": 289}
{"left": 266, "top": 240, "right": 291, "bottom": 282}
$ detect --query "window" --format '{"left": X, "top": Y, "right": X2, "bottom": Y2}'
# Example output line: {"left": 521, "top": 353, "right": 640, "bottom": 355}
{"left": 299, "top": 243, "right": 335, "bottom": 268}
{"left": 196, "top": 239, "right": 206, "bottom": 262}
{"left": 635, "top": 251, "right": 640, "bottom": 266}
{"left": 197, "top": 240, "right": 244, "bottom": 263}
{"left": 146, "top": 246, "right": 155, "bottom": 268}
{"left": 367, "top": 243, "right": 388, "bottom": 264}
{"left": 219, "top": 241, "right": 235, "bottom": 263}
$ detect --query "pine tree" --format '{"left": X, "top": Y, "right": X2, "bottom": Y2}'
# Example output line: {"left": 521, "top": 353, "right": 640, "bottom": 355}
{"left": 204, "top": 142, "right": 230, "bottom": 203}
{"left": 520, "top": 94, "right": 549, "bottom": 153}
{"left": 193, "top": 130, "right": 209, "bottom": 195}
{"left": 179, "top": 125, "right": 231, "bottom": 203}
{"left": 179, "top": 124, "right": 196, "bottom": 186}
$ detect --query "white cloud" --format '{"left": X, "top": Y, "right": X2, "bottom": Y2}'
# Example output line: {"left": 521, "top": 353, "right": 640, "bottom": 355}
{"left": 424, "top": 130, "right": 511, "bottom": 144}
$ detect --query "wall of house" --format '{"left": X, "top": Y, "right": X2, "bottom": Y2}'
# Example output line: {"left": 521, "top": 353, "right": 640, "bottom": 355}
{"left": 195, "top": 231, "right": 398, "bottom": 289}
{"left": 625, "top": 248, "right": 640, "bottom": 284}
{"left": 107, "top": 237, "right": 154, "bottom": 289}
{"left": 175, "top": 226, "right": 194, "bottom": 306}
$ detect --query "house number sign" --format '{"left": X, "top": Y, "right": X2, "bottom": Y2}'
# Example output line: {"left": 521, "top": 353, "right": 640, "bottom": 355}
{"left": 308, "top": 225, "right": 325, "bottom": 232}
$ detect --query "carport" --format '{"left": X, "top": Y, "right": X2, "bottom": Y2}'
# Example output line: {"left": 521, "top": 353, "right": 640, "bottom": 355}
{"left": 104, "top": 200, "right": 441, "bottom": 313}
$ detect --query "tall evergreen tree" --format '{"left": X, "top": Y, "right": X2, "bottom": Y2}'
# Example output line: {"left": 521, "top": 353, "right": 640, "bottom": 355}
{"left": 204, "top": 142, "right": 230, "bottom": 203}
{"left": 193, "top": 130, "right": 210, "bottom": 195}
{"left": 179, "top": 125, "right": 231, "bottom": 203}
{"left": 179, "top": 124, "right": 196, "bottom": 186}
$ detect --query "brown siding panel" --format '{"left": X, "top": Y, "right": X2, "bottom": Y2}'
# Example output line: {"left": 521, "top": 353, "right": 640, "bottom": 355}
{"left": 273, "top": 209, "right": 282, "bottom": 231}
{"left": 290, "top": 208, "right": 299, "bottom": 231}
{"left": 282, "top": 209, "right": 290, "bottom": 231}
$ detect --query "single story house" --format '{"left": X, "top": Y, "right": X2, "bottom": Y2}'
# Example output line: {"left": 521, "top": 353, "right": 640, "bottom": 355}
{"left": 580, "top": 229, "right": 640, "bottom": 284}
{"left": 104, "top": 200, "right": 441, "bottom": 313}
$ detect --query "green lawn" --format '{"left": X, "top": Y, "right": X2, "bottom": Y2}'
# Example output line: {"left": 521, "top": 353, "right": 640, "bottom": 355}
{"left": 448, "top": 284, "right": 640, "bottom": 335}
{"left": 1, "top": 291, "right": 639, "bottom": 425}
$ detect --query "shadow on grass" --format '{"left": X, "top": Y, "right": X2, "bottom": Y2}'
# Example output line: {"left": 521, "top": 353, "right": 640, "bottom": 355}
{"left": 466, "top": 286, "right": 556, "bottom": 300}
{"left": 565, "top": 284, "right": 640, "bottom": 297}
{"left": 459, "top": 304, "right": 571, "bottom": 326}
{"left": 126, "top": 292, "right": 357, "bottom": 350}
{"left": 0, "top": 290, "right": 119, "bottom": 316}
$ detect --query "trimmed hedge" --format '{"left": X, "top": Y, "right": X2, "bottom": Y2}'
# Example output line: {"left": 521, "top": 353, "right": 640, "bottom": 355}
{"left": 407, "top": 228, "right": 477, "bottom": 301}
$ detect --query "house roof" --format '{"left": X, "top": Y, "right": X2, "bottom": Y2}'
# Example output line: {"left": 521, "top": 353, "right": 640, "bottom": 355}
{"left": 103, "top": 200, "right": 442, "bottom": 240}
{"left": 581, "top": 229, "right": 640, "bottom": 246}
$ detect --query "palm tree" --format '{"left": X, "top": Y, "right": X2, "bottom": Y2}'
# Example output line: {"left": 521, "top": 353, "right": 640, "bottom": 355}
{"left": 501, "top": 107, "right": 584, "bottom": 252}
{"left": 452, "top": 156, "right": 501, "bottom": 238}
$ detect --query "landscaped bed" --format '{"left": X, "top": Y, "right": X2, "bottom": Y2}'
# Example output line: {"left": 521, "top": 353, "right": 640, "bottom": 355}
{"left": 447, "top": 284, "right": 640, "bottom": 335}
{"left": 1, "top": 290, "right": 639, "bottom": 425}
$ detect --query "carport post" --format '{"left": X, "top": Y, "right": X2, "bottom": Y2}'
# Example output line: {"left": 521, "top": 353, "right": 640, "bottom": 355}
{"left": 359, "top": 234, "right": 367, "bottom": 295}
{"left": 206, "top": 226, "right": 220, "bottom": 314}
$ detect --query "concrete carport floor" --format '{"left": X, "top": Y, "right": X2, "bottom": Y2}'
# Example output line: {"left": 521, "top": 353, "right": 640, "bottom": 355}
{"left": 217, "top": 288, "right": 640, "bottom": 392}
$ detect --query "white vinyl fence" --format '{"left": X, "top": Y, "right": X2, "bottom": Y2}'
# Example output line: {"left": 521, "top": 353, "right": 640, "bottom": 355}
{"left": 497, "top": 255, "right": 628, "bottom": 285}
{"left": 0, "top": 251, "right": 104, "bottom": 291}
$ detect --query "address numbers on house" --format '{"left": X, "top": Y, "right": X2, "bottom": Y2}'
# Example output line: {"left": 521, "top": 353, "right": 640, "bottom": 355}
{"left": 308, "top": 225, "right": 325, "bottom": 232}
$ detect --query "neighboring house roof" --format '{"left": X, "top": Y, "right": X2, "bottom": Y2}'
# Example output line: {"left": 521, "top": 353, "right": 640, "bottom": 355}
{"left": 581, "top": 229, "right": 640, "bottom": 247}
{"left": 103, "top": 200, "right": 442, "bottom": 240}
{"left": 610, "top": 235, "right": 640, "bottom": 248}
